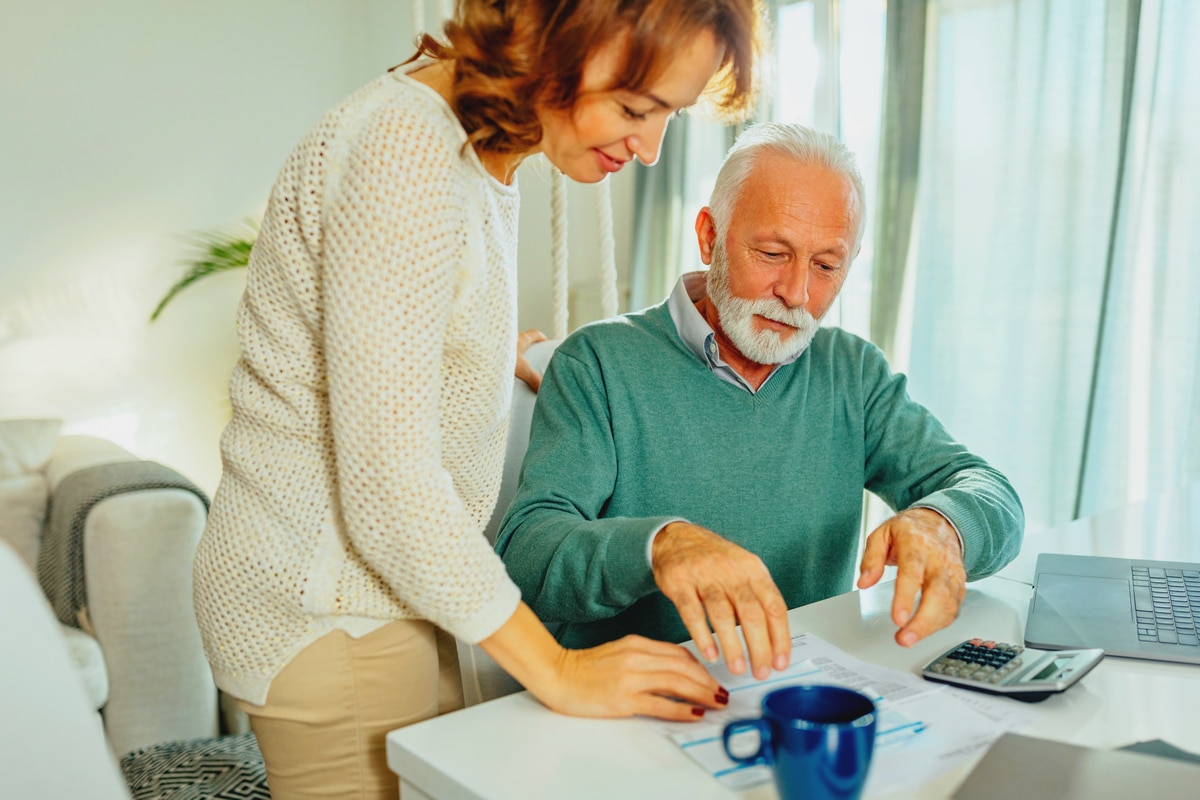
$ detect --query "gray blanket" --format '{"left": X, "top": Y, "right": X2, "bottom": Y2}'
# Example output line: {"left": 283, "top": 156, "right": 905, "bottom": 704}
{"left": 37, "top": 460, "right": 210, "bottom": 627}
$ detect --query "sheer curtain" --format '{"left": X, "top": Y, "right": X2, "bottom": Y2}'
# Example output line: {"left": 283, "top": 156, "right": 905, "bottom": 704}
{"left": 628, "top": 119, "right": 733, "bottom": 311}
{"left": 879, "top": 0, "right": 1200, "bottom": 532}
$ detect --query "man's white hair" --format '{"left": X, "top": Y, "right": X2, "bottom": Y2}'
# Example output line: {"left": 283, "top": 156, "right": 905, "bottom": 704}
{"left": 707, "top": 122, "right": 867, "bottom": 251}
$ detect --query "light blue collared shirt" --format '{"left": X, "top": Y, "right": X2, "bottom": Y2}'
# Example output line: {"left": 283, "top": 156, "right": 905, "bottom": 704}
{"left": 666, "top": 271, "right": 804, "bottom": 395}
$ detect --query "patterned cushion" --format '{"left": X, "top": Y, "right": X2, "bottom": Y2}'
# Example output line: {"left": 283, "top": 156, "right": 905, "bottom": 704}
{"left": 120, "top": 733, "right": 269, "bottom": 799}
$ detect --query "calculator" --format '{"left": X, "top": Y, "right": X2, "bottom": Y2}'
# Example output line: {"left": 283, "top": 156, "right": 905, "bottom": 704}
{"left": 920, "top": 638, "right": 1104, "bottom": 702}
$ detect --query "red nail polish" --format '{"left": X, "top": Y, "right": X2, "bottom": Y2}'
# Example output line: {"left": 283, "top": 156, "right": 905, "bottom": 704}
{"left": 691, "top": 707, "right": 705, "bottom": 717}
{"left": 716, "top": 690, "right": 729, "bottom": 704}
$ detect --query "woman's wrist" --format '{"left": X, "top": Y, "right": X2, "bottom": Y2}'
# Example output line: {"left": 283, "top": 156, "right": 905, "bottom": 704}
{"left": 477, "top": 601, "right": 568, "bottom": 708}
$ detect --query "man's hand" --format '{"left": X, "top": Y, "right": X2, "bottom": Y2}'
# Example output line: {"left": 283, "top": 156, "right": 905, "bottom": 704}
{"left": 857, "top": 507, "right": 966, "bottom": 647}
{"left": 652, "top": 522, "right": 791, "bottom": 679}
{"left": 515, "top": 329, "right": 548, "bottom": 392}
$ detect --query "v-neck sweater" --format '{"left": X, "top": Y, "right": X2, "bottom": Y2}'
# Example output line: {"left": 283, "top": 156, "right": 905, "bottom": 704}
{"left": 495, "top": 302, "right": 1024, "bottom": 648}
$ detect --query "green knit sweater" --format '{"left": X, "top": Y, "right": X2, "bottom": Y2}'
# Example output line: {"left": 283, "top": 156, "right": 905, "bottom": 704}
{"left": 495, "top": 302, "right": 1023, "bottom": 648}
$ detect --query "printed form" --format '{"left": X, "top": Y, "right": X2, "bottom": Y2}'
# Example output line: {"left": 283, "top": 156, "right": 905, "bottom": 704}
{"left": 644, "top": 633, "right": 1041, "bottom": 796}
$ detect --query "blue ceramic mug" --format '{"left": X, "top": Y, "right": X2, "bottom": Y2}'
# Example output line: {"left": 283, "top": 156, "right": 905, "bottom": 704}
{"left": 722, "top": 684, "right": 877, "bottom": 800}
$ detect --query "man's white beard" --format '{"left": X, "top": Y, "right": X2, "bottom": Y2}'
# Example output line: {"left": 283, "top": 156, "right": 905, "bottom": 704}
{"left": 706, "top": 241, "right": 820, "bottom": 365}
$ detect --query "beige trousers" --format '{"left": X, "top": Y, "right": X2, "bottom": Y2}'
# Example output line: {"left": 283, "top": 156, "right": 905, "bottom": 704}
{"left": 237, "top": 619, "right": 464, "bottom": 800}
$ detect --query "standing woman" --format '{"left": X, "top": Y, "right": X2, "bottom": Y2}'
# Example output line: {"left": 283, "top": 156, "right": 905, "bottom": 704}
{"left": 193, "top": 1, "right": 764, "bottom": 796}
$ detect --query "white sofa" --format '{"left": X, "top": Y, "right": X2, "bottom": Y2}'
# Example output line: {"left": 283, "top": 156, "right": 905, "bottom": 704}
{"left": 0, "top": 420, "right": 219, "bottom": 759}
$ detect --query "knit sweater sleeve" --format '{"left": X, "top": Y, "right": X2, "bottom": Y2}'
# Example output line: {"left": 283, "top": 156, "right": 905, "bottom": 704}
{"left": 859, "top": 340, "right": 1024, "bottom": 579}
{"left": 495, "top": 346, "right": 672, "bottom": 624}
{"left": 321, "top": 103, "right": 519, "bottom": 643}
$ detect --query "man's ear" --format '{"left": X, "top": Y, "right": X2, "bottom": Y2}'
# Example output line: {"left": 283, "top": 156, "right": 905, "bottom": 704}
{"left": 695, "top": 207, "right": 717, "bottom": 266}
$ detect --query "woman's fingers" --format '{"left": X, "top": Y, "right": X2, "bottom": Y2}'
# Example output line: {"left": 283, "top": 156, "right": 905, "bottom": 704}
{"left": 631, "top": 695, "right": 712, "bottom": 722}
{"left": 514, "top": 328, "right": 548, "bottom": 391}
{"left": 517, "top": 328, "right": 548, "bottom": 353}
{"left": 548, "top": 637, "right": 728, "bottom": 721}
{"left": 514, "top": 356, "right": 543, "bottom": 392}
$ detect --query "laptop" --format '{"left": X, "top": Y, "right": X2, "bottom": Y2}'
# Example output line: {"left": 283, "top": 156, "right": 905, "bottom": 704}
{"left": 953, "top": 733, "right": 1200, "bottom": 799}
{"left": 1025, "top": 553, "right": 1200, "bottom": 665}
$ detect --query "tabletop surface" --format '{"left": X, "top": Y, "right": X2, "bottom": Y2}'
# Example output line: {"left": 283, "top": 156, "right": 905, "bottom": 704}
{"left": 387, "top": 482, "right": 1200, "bottom": 799}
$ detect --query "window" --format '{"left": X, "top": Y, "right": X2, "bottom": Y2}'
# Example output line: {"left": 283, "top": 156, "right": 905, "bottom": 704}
{"left": 771, "top": 0, "right": 886, "bottom": 337}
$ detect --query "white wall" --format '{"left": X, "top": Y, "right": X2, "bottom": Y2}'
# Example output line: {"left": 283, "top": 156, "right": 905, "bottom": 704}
{"left": 0, "top": 0, "right": 634, "bottom": 492}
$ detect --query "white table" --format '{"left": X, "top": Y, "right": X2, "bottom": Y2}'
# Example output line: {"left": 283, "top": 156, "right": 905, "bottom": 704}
{"left": 387, "top": 483, "right": 1200, "bottom": 799}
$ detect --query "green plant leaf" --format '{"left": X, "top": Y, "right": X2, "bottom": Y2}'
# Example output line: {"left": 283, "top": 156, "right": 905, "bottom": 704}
{"left": 150, "top": 219, "right": 259, "bottom": 321}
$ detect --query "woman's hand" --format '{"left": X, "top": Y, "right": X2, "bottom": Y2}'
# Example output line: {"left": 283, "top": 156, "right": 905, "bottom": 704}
{"left": 544, "top": 635, "right": 729, "bottom": 721}
{"left": 515, "top": 329, "right": 548, "bottom": 392}
{"left": 479, "top": 602, "right": 728, "bottom": 722}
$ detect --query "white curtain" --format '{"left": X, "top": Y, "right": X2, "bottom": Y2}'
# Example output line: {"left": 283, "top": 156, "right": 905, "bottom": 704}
{"left": 890, "top": 0, "right": 1200, "bottom": 532}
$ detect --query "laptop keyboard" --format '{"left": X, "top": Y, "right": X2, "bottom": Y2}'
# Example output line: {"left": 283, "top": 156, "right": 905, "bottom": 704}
{"left": 1131, "top": 566, "right": 1200, "bottom": 646}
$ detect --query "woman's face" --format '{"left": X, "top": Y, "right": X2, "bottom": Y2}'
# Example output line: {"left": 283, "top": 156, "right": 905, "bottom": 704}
{"left": 536, "top": 28, "right": 725, "bottom": 183}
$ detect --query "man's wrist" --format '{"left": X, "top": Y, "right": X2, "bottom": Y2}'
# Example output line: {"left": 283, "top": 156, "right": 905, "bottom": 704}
{"left": 909, "top": 505, "right": 964, "bottom": 556}
{"left": 647, "top": 518, "right": 688, "bottom": 569}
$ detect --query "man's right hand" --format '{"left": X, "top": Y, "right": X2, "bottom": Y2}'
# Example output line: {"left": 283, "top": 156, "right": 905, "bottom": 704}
{"left": 651, "top": 522, "right": 791, "bottom": 679}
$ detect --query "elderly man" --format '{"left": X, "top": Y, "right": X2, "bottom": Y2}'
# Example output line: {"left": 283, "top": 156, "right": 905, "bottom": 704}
{"left": 495, "top": 123, "right": 1023, "bottom": 681}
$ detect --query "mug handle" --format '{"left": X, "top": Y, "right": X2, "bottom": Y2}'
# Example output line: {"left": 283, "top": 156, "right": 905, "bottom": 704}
{"left": 722, "top": 719, "right": 774, "bottom": 767}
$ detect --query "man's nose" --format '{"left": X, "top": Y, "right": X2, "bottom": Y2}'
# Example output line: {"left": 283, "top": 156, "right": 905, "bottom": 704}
{"left": 628, "top": 115, "right": 672, "bottom": 167}
{"left": 775, "top": 265, "right": 810, "bottom": 308}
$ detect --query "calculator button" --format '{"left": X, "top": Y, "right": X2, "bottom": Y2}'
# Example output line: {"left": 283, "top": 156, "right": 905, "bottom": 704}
{"left": 1178, "top": 634, "right": 1199, "bottom": 646}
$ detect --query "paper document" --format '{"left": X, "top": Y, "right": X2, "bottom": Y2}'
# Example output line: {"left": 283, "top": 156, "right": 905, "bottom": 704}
{"left": 644, "top": 633, "right": 1041, "bottom": 796}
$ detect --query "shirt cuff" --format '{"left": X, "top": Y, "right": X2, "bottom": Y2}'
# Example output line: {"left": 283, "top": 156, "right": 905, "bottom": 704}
{"left": 911, "top": 504, "right": 965, "bottom": 558}
{"left": 646, "top": 518, "right": 689, "bottom": 568}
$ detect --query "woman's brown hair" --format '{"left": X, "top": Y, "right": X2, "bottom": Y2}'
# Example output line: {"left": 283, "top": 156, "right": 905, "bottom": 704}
{"left": 404, "top": 0, "right": 765, "bottom": 155}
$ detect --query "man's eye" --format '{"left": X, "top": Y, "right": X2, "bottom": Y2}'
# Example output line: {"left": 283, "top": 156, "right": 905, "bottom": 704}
{"left": 621, "top": 104, "right": 649, "bottom": 121}
{"left": 760, "top": 250, "right": 785, "bottom": 260}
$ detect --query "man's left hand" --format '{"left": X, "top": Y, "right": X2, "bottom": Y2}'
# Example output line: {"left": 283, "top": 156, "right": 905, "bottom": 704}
{"left": 857, "top": 508, "right": 966, "bottom": 647}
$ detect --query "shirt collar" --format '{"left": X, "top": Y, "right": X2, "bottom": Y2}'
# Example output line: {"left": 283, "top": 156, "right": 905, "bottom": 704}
{"left": 666, "top": 271, "right": 800, "bottom": 394}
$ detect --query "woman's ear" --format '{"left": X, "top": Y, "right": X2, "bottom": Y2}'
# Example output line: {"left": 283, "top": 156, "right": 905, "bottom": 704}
{"left": 695, "top": 207, "right": 718, "bottom": 266}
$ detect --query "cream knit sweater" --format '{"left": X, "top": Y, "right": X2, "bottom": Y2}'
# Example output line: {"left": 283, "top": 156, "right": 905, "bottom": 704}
{"left": 193, "top": 67, "right": 524, "bottom": 704}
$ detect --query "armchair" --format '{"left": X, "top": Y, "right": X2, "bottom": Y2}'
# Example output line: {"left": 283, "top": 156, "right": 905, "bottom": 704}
{"left": 0, "top": 420, "right": 219, "bottom": 758}
{"left": 457, "top": 339, "right": 561, "bottom": 706}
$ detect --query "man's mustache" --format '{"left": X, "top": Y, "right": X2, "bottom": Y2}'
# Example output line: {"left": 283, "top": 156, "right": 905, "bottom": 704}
{"left": 744, "top": 299, "right": 815, "bottom": 329}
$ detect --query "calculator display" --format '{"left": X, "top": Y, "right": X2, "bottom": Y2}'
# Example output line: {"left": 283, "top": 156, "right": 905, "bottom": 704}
{"left": 1027, "top": 656, "right": 1074, "bottom": 682}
